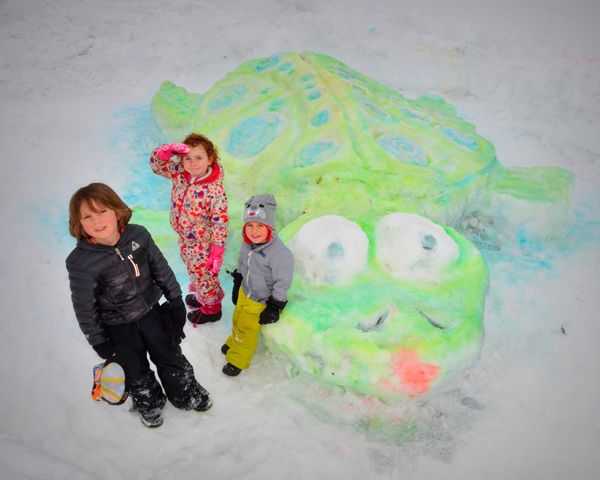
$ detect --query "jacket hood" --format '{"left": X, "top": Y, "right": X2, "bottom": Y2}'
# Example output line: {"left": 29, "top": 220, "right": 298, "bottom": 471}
{"left": 182, "top": 162, "right": 223, "bottom": 185}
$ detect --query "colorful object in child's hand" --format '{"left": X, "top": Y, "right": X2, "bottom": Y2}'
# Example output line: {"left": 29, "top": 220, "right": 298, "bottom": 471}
{"left": 91, "top": 361, "right": 128, "bottom": 405}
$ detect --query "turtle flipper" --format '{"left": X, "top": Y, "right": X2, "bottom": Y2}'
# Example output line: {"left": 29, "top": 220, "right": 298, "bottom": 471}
{"left": 462, "top": 165, "right": 574, "bottom": 250}
{"left": 151, "top": 80, "right": 202, "bottom": 140}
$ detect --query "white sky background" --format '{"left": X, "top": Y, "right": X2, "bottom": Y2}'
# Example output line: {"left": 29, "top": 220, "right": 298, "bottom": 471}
{"left": 0, "top": 0, "right": 599, "bottom": 478}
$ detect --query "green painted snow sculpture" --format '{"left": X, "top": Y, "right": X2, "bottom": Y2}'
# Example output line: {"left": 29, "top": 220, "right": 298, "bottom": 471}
{"left": 149, "top": 51, "right": 573, "bottom": 400}
{"left": 272, "top": 212, "right": 488, "bottom": 400}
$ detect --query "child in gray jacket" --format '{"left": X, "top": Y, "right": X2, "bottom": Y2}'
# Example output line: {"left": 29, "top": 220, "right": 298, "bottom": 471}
{"left": 222, "top": 194, "right": 294, "bottom": 376}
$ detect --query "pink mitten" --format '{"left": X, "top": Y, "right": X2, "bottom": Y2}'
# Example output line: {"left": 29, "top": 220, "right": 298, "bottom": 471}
{"left": 205, "top": 245, "right": 225, "bottom": 274}
{"left": 154, "top": 143, "right": 190, "bottom": 161}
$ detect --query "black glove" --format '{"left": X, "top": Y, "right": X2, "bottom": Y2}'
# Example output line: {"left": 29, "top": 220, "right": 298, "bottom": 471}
{"left": 229, "top": 269, "right": 243, "bottom": 305}
{"left": 92, "top": 340, "right": 115, "bottom": 360}
{"left": 170, "top": 297, "right": 187, "bottom": 332}
{"left": 166, "top": 298, "right": 187, "bottom": 344}
{"left": 259, "top": 297, "right": 287, "bottom": 325}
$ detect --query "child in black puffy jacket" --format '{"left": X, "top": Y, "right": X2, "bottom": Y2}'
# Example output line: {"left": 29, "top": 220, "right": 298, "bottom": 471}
{"left": 66, "top": 183, "right": 212, "bottom": 427}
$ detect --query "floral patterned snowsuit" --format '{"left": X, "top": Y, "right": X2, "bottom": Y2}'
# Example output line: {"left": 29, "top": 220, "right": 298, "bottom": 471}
{"left": 150, "top": 152, "right": 228, "bottom": 310}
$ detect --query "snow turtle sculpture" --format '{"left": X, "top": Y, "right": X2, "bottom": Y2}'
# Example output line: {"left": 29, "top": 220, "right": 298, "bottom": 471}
{"left": 143, "top": 51, "right": 572, "bottom": 401}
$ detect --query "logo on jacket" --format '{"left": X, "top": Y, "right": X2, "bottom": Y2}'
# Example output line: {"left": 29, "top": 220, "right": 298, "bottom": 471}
{"left": 131, "top": 241, "right": 140, "bottom": 251}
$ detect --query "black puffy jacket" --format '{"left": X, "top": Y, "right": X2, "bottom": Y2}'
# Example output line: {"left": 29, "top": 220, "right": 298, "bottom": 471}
{"left": 66, "top": 224, "right": 182, "bottom": 347}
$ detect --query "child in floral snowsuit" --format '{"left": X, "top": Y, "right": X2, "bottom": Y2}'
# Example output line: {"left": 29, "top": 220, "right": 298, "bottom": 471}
{"left": 150, "top": 133, "right": 228, "bottom": 324}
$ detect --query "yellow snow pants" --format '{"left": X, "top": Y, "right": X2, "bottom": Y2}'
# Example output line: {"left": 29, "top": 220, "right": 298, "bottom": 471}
{"left": 224, "top": 287, "right": 266, "bottom": 370}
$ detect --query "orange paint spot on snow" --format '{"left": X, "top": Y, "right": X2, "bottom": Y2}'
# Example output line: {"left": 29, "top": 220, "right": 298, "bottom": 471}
{"left": 390, "top": 349, "right": 440, "bottom": 396}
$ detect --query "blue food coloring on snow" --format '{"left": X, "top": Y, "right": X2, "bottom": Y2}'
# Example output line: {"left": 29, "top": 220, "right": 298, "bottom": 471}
{"left": 227, "top": 113, "right": 283, "bottom": 157}
{"left": 312, "top": 110, "right": 330, "bottom": 126}
{"left": 378, "top": 133, "right": 427, "bottom": 166}
{"left": 363, "top": 102, "right": 394, "bottom": 122}
{"left": 335, "top": 66, "right": 360, "bottom": 80}
{"left": 297, "top": 140, "right": 338, "bottom": 167}
{"left": 255, "top": 54, "right": 281, "bottom": 72}
{"left": 400, "top": 108, "right": 428, "bottom": 125}
{"left": 452, "top": 157, "right": 499, "bottom": 189}
{"left": 208, "top": 84, "right": 248, "bottom": 112}
{"left": 270, "top": 98, "right": 286, "bottom": 111}
{"left": 439, "top": 125, "right": 478, "bottom": 150}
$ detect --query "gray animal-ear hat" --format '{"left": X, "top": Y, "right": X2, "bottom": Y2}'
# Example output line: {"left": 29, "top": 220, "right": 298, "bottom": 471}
{"left": 243, "top": 194, "right": 277, "bottom": 230}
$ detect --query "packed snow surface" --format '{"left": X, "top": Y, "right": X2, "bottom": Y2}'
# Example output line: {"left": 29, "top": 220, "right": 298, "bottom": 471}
{"left": 0, "top": 0, "right": 599, "bottom": 479}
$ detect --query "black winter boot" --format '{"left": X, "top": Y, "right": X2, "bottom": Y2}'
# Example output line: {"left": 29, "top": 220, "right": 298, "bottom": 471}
{"left": 185, "top": 294, "right": 202, "bottom": 310}
{"left": 188, "top": 309, "right": 222, "bottom": 325}
{"left": 222, "top": 363, "right": 241, "bottom": 376}
{"left": 221, "top": 344, "right": 230, "bottom": 355}
{"left": 139, "top": 409, "right": 164, "bottom": 428}
{"left": 192, "top": 394, "right": 213, "bottom": 412}
{"left": 128, "top": 372, "right": 166, "bottom": 428}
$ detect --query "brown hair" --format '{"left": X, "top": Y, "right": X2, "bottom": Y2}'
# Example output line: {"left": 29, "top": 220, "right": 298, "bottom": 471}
{"left": 68, "top": 183, "right": 132, "bottom": 240}
{"left": 183, "top": 133, "right": 220, "bottom": 164}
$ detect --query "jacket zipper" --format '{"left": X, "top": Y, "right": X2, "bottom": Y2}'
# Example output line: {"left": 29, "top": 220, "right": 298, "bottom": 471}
{"left": 175, "top": 172, "right": 203, "bottom": 229}
{"left": 115, "top": 247, "right": 141, "bottom": 281}
{"left": 113, "top": 245, "right": 151, "bottom": 314}
{"left": 175, "top": 185, "right": 190, "bottom": 228}
{"left": 246, "top": 250, "right": 253, "bottom": 297}
{"left": 127, "top": 254, "right": 141, "bottom": 277}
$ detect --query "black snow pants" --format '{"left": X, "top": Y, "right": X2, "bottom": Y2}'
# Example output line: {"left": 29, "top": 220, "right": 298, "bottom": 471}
{"left": 104, "top": 303, "right": 209, "bottom": 416}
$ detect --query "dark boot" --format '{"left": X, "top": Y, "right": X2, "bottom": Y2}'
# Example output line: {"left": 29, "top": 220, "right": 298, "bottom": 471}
{"left": 151, "top": 347, "right": 211, "bottom": 410}
{"left": 192, "top": 393, "right": 213, "bottom": 412}
{"left": 137, "top": 307, "right": 212, "bottom": 411}
{"left": 103, "top": 312, "right": 166, "bottom": 427}
{"left": 128, "top": 372, "right": 166, "bottom": 428}
{"left": 187, "top": 380, "right": 213, "bottom": 412}
{"left": 222, "top": 363, "right": 241, "bottom": 376}
{"left": 188, "top": 309, "right": 222, "bottom": 325}
{"left": 139, "top": 409, "right": 163, "bottom": 428}
{"left": 221, "top": 344, "right": 230, "bottom": 355}
{"left": 185, "top": 294, "right": 202, "bottom": 310}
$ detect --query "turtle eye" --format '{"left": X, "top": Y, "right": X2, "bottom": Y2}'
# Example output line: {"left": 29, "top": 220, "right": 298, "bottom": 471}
{"left": 290, "top": 215, "right": 368, "bottom": 285}
{"left": 375, "top": 213, "right": 459, "bottom": 282}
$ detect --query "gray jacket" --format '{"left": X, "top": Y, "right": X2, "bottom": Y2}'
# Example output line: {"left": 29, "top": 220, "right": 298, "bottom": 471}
{"left": 237, "top": 235, "right": 294, "bottom": 303}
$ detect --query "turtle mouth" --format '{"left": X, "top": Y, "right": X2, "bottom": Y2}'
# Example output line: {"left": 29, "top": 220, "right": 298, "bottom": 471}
{"left": 356, "top": 306, "right": 392, "bottom": 332}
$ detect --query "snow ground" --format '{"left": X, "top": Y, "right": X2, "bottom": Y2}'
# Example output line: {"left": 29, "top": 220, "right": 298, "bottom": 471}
{"left": 0, "top": 0, "right": 599, "bottom": 478}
